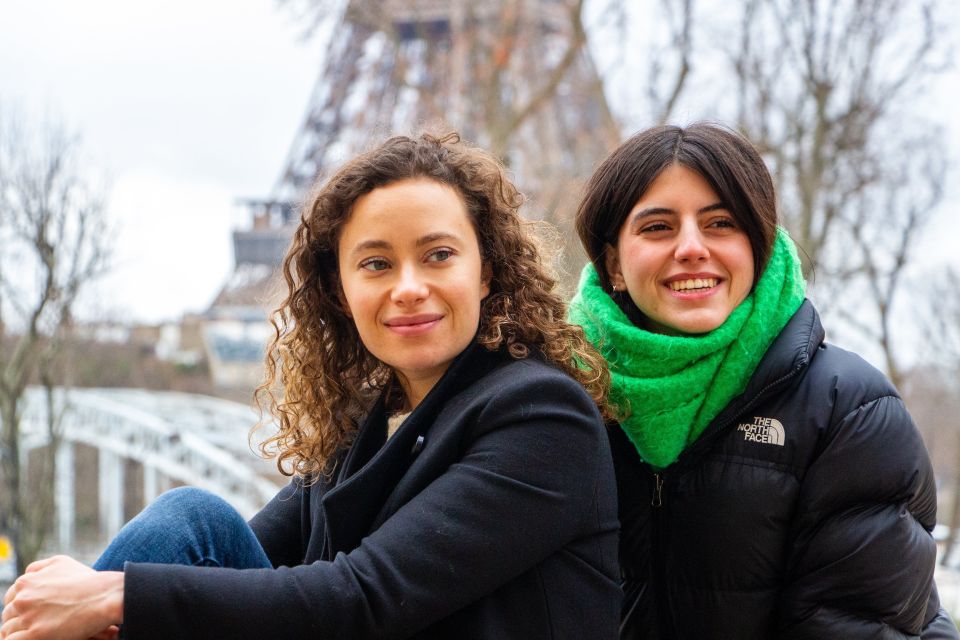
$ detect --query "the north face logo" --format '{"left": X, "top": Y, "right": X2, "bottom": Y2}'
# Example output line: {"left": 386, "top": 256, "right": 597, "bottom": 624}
{"left": 737, "top": 416, "right": 785, "bottom": 446}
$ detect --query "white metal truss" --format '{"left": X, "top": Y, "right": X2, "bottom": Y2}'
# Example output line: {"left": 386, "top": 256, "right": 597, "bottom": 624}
{"left": 18, "top": 387, "right": 282, "bottom": 531}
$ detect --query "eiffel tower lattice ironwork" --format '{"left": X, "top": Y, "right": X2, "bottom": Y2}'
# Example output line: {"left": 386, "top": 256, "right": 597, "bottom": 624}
{"left": 257, "top": 0, "right": 618, "bottom": 227}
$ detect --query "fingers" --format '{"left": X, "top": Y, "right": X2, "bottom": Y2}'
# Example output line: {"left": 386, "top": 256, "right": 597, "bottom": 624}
{"left": 87, "top": 626, "right": 120, "bottom": 640}
{"left": 25, "top": 555, "right": 63, "bottom": 574}
{"left": 1, "top": 601, "right": 15, "bottom": 623}
{"left": 2, "top": 583, "right": 16, "bottom": 606}
{"left": 0, "top": 611, "right": 22, "bottom": 639}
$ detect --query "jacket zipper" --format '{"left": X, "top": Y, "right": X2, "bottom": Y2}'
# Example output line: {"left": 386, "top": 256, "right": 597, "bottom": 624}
{"left": 646, "top": 362, "right": 806, "bottom": 638}
{"left": 649, "top": 469, "right": 675, "bottom": 638}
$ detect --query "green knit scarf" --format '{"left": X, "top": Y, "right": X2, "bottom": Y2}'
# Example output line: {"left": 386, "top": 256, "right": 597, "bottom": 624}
{"left": 570, "top": 227, "right": 806, "bottom": 468}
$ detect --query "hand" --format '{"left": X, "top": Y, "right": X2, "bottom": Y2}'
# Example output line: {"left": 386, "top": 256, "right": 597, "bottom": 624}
{"left": 1, "top": 555, "right": 123, "bottom": 640}
{"left": 87, "top": 627, "right": 120, "bottom": 640}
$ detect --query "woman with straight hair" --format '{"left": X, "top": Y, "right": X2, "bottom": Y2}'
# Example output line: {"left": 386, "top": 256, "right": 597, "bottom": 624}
{"left": 570, "top": 122, "right": 957, "bottom": 639}
{"left": 2, "top": 132, "right": 621, "bottom": 640}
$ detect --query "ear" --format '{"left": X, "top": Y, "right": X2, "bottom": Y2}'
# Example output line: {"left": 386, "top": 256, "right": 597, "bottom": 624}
{"left": 604, "top": 243, "right": 626, "bottom": 292}
{"left": 480, "top": 262, "right": 493, "bottom": 300}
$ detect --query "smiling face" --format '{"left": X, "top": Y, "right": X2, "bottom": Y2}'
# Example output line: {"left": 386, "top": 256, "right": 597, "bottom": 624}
{"left": 605, "top": 164, "right": 754, "bottom": 335}
{"left": 337, "top": 178, "right": 490, "bottom": 408}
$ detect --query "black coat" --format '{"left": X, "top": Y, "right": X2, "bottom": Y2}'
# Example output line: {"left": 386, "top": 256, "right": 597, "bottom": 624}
{"left": 615, "top": 300, "right": 958, "bottom": 639}
{"left": 122, "top": 344, "right": 621, "bottom": 639}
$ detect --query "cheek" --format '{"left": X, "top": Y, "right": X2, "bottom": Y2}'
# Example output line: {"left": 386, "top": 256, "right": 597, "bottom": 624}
{"left": 732, "top": 242, "right": 756, "bottom": 297}
{"left": 337, "top": 278, "right": 373, "bottom": 326}
{"left": 620, "top": 244, "right": 655, "bottom": 285}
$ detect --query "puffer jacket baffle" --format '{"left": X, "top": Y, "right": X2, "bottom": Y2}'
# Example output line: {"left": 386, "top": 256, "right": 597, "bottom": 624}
{"left": 614, "top": 301, "right": 958, "bottom": 639}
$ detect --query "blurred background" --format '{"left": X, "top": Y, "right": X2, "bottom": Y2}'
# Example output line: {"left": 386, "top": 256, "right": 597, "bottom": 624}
{"left": 1, "top": 0, "right": 959, "bottom": 615}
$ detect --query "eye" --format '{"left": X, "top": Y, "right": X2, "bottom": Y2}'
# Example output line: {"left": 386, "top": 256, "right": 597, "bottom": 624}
{"left": 359, "top": 257, "right": 390, "bottom": 271}
{"left": 638, "top": 221, "right": 671, "bottom": 234}
{"left": 426, "top": 247, "right": 455, "bottom": 262}
{"left": 707, "top": 215, "right": 738, "bottom": 229}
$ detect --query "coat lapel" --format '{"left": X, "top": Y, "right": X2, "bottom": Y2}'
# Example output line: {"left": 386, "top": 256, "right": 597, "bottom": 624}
{"left": 320, "top": 342, "right": 504, "bottom": 557}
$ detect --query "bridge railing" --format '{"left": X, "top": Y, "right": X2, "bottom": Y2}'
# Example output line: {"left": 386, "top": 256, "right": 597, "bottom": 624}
{"left": 17, "top": 387, "right": 283, "bottom": 544}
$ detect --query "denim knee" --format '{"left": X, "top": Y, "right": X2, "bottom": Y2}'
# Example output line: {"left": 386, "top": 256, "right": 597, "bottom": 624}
{"left": 153, "top": 487, "right": 245, "bottom": 528}
{"left": 148, "top": 487, "right": 252, "bottom": 554}
{"left": 94, "top": 486, "right": 269, "bottom": 570}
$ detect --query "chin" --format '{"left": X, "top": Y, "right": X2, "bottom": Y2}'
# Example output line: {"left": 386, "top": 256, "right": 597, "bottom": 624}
{"left": 661, "top": 315, "right": 727, "bottom": 336}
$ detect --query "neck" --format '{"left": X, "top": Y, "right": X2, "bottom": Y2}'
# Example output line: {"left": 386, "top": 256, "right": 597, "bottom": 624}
{"left": 394, "top": 370, "right": 442, "bottom": 411}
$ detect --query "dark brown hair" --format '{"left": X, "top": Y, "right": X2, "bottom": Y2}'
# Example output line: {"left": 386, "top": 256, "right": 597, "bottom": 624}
{"left": 575, "top": 122, "right": 778, "bottom": 292}
{"left": 255, "top": 132, "right": 610, "bottom": 477}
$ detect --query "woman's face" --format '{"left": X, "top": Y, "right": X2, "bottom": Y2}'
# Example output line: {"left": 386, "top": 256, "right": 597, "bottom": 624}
{"left": 605, "top": 164, "right": 754, "bottom": 335}
{"left": 338, "top": 178, "right": 490, "bottom": 408}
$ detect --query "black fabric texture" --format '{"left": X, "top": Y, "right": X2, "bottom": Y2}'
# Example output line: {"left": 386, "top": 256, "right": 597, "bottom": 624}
{"left": 615, "top": 300, "right": 957, "bottom": 639}
{"left": 122, "top": 344, "right": 621, "bottom": 639}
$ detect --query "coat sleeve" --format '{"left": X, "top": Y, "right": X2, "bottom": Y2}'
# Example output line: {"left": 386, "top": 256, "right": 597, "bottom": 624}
{"left": 248, "top": 477, "right": 309, "bottom": 569}
{"left": 777, "top": 393, "right": 957, "bottom": 639}
{"left": 120, "top": 371, "right": 612, "bottom": 640}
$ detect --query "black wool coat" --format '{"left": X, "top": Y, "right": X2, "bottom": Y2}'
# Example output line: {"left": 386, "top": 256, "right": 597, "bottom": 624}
{"left": 615, "top": 300, "right": 958, "bottom": 639}
{"left": 122, "top": 343, "right": 621, "bottom": 639}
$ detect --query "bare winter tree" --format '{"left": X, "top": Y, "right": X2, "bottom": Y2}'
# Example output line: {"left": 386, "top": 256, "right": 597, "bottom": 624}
{"left": 917, "top": 267, "right": 960, "bottom": 564}
{"left": 723, "top": 0, "right": 950, "bottom": 378}
{"left": 644, "top": 0, "right": 696, "bottom": 124}
{"left": 0, "top": 111, "right": 111, "bottom": 574}
{"left": 823, "top": 128, "right": 946, "bottom": 389}
{"left": 731, "top": 0, "right": 947, "bottom": 266}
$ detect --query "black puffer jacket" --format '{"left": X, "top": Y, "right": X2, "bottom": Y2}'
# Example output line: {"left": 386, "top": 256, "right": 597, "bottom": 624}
{"left": 614, "top": 300, "right": 958, "bottom": 639}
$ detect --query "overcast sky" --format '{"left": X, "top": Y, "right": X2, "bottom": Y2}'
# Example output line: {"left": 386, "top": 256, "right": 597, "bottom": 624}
{"left": 1, "top": 0, "right": 323, "bottom": 322}
{"left": 1, "top": 0, "right": 958, "bottom": 326}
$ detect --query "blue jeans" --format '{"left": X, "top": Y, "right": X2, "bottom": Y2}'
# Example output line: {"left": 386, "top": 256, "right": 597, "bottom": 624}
{"left": 93, "top": 487, "right": 272, "bottom": 571}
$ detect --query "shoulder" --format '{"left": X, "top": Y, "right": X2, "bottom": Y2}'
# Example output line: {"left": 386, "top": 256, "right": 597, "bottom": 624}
{"left": 793, "top": 336, "right": 915, "bottom": 450}
{"left": 808, "top": 341, "right": 899, "bottom": 400}
{"left": 472, "top": 353, "right": 599, "bottom": 413}
{"left": 771, "top": 300, "right": 901, "bottom": 421}
{"left": 443, "top": 351, "right": 605, "bottom": 439}
{"left": 795, "top": 341, "right": 902, "bottom": 430}
{"left": 789, "top": 342, "right": 936, "bottom": 526}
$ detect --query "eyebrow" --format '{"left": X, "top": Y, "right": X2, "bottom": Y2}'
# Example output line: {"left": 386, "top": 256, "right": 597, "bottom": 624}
{"left": 348, "top": 232, "right": 461, "bottom": 257}
{"left": 349, "top": 239, "right": 392, "bottom": 256}
{"left": 416, "top": 231, "right": 459, "bottom": 247}
{"left": 628, "top": 202, "right": 727, "bottom": 229}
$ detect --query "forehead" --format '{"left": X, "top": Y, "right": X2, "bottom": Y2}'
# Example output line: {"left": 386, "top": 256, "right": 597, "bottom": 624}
{"left": 338, "top": 178, "right": 476, "bottom": 251}
{"left": 636, "top": 164, "right": 718, "bottom": 202}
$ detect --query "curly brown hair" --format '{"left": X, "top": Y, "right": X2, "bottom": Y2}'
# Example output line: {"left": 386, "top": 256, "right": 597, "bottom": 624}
{"left": 254, "top": 132, "right": 610, "bottom": 477}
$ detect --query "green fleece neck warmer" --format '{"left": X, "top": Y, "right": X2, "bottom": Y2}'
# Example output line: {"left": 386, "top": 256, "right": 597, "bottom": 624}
{"left": 569, "top": 227, "right": 806, "bottom": 468}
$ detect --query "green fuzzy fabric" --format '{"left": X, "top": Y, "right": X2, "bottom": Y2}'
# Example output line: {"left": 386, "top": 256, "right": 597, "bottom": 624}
{"left": 569, "top": 227, "right": 806, "bottom": 468}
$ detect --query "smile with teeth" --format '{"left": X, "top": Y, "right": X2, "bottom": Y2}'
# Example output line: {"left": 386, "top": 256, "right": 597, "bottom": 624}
{"left": 668, "top": 278, "right": 718, "bottom": 292}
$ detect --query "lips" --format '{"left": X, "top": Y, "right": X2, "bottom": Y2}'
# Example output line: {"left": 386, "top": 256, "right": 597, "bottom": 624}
{"left": 384, "top": 313, "right": 444, "bottom": 336}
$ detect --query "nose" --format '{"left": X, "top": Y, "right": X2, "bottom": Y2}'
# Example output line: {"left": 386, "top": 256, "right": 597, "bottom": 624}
{"left": 674, "top": 224, "right": 710, "bottom": 262}
{"left": 391, "top": 263, "right": 429, "bottom": 305}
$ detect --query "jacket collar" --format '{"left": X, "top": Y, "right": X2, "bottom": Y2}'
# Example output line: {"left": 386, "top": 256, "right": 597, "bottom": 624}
{"left": 672, "top": 299, "right": 823, "bottom": 469}
{"left": 321, "top": 340, "right": 508, "bottom": 557}
{"left": 739, "top": 298, "right": 822, "bottom": 397}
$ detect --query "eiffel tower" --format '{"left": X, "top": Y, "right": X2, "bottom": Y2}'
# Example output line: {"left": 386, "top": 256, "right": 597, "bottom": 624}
{"left": 283, "top": 0, "right": 617, "bottom": 196}
{"left": 209, "top": 0, "right": 619, "bottom": 388}
{"left": 244, "top": 0, "right": 618, "bottom": 255}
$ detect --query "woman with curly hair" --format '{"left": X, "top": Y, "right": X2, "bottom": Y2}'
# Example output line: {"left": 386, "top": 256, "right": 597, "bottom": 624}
{"left": 2, "top": 133, "right": 621, "bottom": 640}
